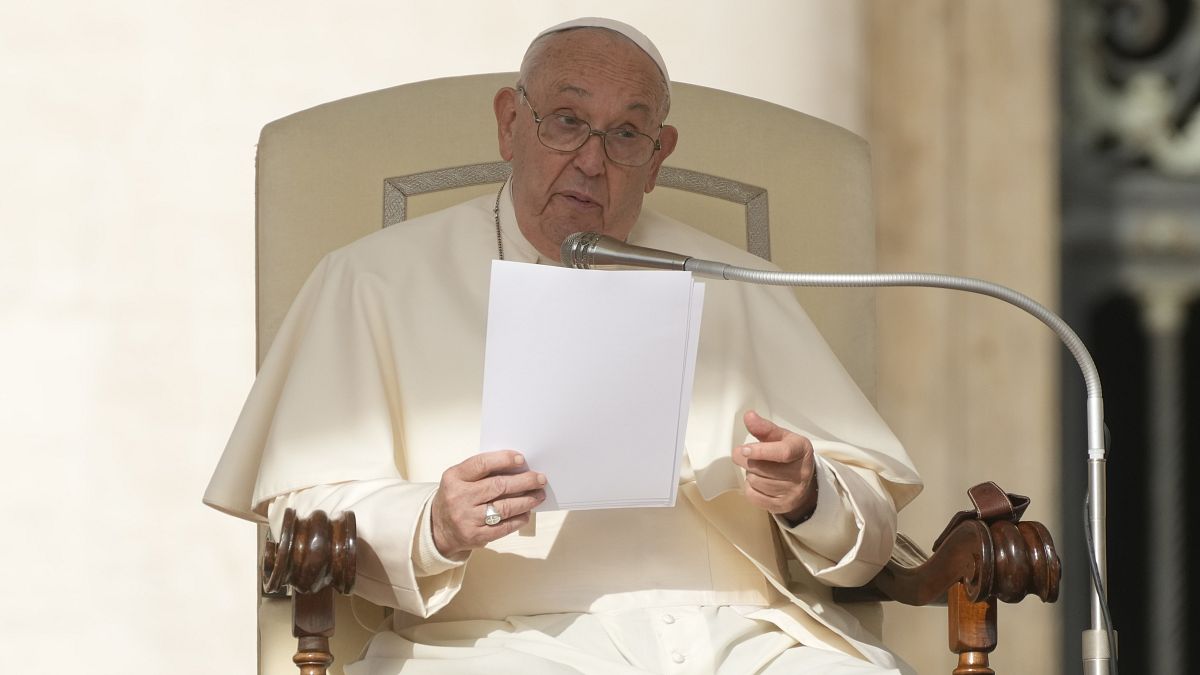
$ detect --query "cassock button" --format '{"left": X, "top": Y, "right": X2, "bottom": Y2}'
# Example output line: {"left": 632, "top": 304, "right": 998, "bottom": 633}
{"left": 671, "top": 652, "right": 686, "bottom": 664}
{"left": 661, "top": 614, "right": 675, "bottom": 624}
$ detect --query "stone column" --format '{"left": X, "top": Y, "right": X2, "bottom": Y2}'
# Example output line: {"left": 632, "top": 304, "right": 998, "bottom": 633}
{"left": 1137, "top": 283, "right": 1190, "bottom": 675}
{"left": 867, "top": 2, "right": 1060, "bottom": 672}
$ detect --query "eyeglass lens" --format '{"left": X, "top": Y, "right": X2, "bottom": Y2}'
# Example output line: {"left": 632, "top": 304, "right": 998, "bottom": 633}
{"left": 537, "top": 114, "right": 656, "bottom": 167}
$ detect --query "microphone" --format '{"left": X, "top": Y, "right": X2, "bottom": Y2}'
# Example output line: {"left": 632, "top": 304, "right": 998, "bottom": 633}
{"left": 561, "top": 232, "right": 690, "bottom": 271}
{"left": 560, "top": 232, "right": 731, "bottom": 277}
{"left": 560, "top": 230, "right": 1114, "bottom": 673}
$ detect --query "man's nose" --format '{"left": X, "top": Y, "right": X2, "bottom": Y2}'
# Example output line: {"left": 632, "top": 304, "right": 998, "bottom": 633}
{"left": 572, "top": 132, "right": 607, "bottom": 176}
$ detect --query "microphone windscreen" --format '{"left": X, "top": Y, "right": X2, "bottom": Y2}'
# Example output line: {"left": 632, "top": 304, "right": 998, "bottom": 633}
{"left": 561, "top": 232, "right": 602, "bottom": 268}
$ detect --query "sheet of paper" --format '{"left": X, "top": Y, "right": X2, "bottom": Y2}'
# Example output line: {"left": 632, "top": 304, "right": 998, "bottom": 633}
{"left": 479, "top": 261, "right": 705, "bottom": 511}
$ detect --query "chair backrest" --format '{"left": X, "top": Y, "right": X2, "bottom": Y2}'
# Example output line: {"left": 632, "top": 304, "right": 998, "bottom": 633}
{"left": 254, "top": 72, "right": 878, "bottom": 674}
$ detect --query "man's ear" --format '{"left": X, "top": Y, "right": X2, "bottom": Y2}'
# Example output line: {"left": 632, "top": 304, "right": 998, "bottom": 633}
{"left": 494, "top": 87, "right": 518, "bottom": 161}
{"left": 644, "top": 124, "right": 678, "bottom": 193}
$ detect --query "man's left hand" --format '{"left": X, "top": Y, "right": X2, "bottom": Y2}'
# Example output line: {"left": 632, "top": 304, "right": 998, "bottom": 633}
{"left": 732, "top": 410, "right": 818, "bottom": 524}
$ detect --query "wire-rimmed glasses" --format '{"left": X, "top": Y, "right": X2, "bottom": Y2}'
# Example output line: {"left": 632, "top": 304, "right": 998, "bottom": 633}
{"left": 518, "top": 86, "right": 661, "bottom": 167}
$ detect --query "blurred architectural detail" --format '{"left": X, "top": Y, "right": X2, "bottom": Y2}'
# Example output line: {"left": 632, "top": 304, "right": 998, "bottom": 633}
{"left": 1062, "top": 1, "right": 1200, "bottom": 673}
{"left": 1071, "top": 0, "right": 1200, "bottom": 176}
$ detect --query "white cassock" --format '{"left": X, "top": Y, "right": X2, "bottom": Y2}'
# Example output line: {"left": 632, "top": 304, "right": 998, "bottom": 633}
{"left": 204, "top": 180, "right": 923, "bottom": 674}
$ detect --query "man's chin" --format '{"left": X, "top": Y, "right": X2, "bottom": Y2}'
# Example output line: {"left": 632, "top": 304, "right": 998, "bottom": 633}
{"left": 546, "top": 219, "right": 605, "bottom": 244}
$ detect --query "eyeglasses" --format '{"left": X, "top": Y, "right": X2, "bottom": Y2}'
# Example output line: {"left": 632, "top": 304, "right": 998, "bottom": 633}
{"left": 518, "top": 86, "right": 661, "bottom": 167}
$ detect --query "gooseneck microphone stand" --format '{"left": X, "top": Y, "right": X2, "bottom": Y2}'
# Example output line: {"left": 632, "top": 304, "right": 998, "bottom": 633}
{"left": 562, "top": 232, "right": 1116, "bottom": 674}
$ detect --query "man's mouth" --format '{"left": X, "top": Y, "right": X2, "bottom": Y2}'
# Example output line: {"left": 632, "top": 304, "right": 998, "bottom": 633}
{"left": 558, "top": 191, "right": 600, "bottom": 208}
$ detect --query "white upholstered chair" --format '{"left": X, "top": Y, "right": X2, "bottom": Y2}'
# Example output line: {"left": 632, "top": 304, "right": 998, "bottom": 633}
{"left": 252, "top": 71, "right": 877, "bottom": 675}
{"left": 249, "top": 73, "right": 1057, "bottom": 675}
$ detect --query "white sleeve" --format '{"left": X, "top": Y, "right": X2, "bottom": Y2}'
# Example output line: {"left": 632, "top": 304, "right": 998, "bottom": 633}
{"left": 773, "top": 454, "right": 899, "bottom": 587}
{"left": 266, "top": 479, "right": 469, "bottom": 617}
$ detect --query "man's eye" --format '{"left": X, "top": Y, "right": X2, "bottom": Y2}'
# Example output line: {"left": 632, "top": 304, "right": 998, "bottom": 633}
{"left": 554, "top": 115, "right": 584, "bottom": 128}
{"left": 610, "top": 129, "right": 640, "bottom": 141}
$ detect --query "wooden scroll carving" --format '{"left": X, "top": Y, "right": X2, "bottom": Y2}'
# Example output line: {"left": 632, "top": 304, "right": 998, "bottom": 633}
{"left": 834, "top": 483, "right": 1061, "bottom": 675}
{"left": 262, "top": 509, "right": 357, "bottom": 675}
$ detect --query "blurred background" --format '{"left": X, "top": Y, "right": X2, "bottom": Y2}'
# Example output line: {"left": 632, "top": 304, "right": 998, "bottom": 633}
{"left": 1, "top": 1, "right": 1195, "bottom": 673}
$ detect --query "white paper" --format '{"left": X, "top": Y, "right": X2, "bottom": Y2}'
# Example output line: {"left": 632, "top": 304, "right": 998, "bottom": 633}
{"left": 479, "top": 261, "right": 705, "bottom": 511}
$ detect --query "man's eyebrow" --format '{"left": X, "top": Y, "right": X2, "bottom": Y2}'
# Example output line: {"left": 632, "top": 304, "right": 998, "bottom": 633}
{"left": 554, "top": 83, "right": 654, "bottom": 120}
{"left": 556, "top": 84, "right": 590, "bottom": 98}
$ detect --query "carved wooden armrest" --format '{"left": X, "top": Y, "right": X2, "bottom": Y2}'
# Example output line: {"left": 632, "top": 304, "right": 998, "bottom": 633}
{"left": 833, "top": 482, "right": 1061, "bottom": 675}
{"left": 262, "top": 509, "right": 358, "bottom": 675}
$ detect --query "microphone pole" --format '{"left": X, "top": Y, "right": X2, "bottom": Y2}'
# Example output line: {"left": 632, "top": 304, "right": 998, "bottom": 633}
{"left": 562, "top": 232, "right": 1115, "bottom": 674}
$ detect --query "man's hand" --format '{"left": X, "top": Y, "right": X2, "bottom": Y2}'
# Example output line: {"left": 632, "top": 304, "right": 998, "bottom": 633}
{"left": 431, "top": 450, "right": 546, "bottom": 557}
{"left": 732, "top": 411, "right": 818, "bottom": 525}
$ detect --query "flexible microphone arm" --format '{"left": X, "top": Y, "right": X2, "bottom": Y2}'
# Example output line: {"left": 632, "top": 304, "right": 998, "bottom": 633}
{"left": 562, "top": 232, "right": 1114, "bottom": 674}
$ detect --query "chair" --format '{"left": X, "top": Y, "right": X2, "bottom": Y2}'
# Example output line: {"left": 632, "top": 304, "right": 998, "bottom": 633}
{"left": 250, "top": 73, "right": 1059, "bottom": 675}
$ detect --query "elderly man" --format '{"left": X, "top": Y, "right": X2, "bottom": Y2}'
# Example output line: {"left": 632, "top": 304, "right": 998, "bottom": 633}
{"left": 206, "top": 17, "right": 922, "bottom": 675}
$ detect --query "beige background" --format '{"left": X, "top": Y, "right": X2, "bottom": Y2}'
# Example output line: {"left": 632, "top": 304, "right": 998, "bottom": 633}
{"left": 869, "top": 3, "right": 1061, "bottom": 673}
{"left": 0, "top": 1, "right": 1058, "bottom": 673}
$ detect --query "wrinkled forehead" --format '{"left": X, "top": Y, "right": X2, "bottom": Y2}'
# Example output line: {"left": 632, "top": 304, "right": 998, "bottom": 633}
{"left": 522, "top": 28, "right": 670, "bottom": 121}
{"left": 525, "top": 17, "right": 671, "bottom": 93}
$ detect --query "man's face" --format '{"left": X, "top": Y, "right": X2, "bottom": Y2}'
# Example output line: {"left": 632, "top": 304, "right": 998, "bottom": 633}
{"left": 494, "top": 29, "right": 678, "bottom": 260}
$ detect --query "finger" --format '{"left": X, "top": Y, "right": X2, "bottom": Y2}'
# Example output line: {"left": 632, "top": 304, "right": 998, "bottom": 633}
{"left": 475, "top": 470, "right": 548, "bottom": 503}
{"left": 488, "top": 489, "right": 547, "bottom": 520}
{"left": 743, "top": 410, "right": 786, "bottom": 443}
{"left": 741, "top": 482, "right": 787, "bottom": 513}
{"left": 744, "top": 472, "right": 805, "bottom": 499}
{"left": 737, "top": 437, "right": 811, "bottom": 464}
{"left": 743, "top": 461, "right": 809, "bottom": 488}
{"left": 471, "top": 512, "right": 531, "bottom": 546}
{"left": 744, "top": 472, "right": 785, "bottom": 498}
{"left": 744, "top": 474, "right": 813, "bottom": 513}
{"left": 451, "top": 450, "right": 528, "bottom": 482}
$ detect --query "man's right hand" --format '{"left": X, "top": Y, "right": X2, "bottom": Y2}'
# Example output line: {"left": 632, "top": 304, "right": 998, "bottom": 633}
{"left": 430, "top": 450, "right": 547, "bottom": 557}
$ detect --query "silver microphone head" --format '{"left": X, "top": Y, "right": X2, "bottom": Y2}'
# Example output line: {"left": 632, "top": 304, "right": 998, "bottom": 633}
{"left": 561, "top": 232, "right": 693, "bottom": 271}
{"left": 561, "top": 232, "right": 603, "bottom": 268}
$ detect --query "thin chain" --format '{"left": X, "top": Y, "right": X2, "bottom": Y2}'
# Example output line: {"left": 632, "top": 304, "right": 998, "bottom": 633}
{"left": 492, "top": 182, "right": 505, "bottom": 261}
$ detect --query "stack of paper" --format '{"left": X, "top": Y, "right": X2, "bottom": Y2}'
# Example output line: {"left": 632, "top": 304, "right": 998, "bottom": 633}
{"left": 479, "top": 261, "right": 705, "bottom": 511}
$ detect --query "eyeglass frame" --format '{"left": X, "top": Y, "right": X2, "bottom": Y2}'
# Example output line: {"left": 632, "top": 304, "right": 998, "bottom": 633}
{"left": 516, "top": 86, "right": 663, "bottom": 168}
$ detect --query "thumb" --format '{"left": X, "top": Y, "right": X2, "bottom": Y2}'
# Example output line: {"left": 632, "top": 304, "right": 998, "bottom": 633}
{"left": 744, "top": 410, "right": 784, "bottom": 442}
